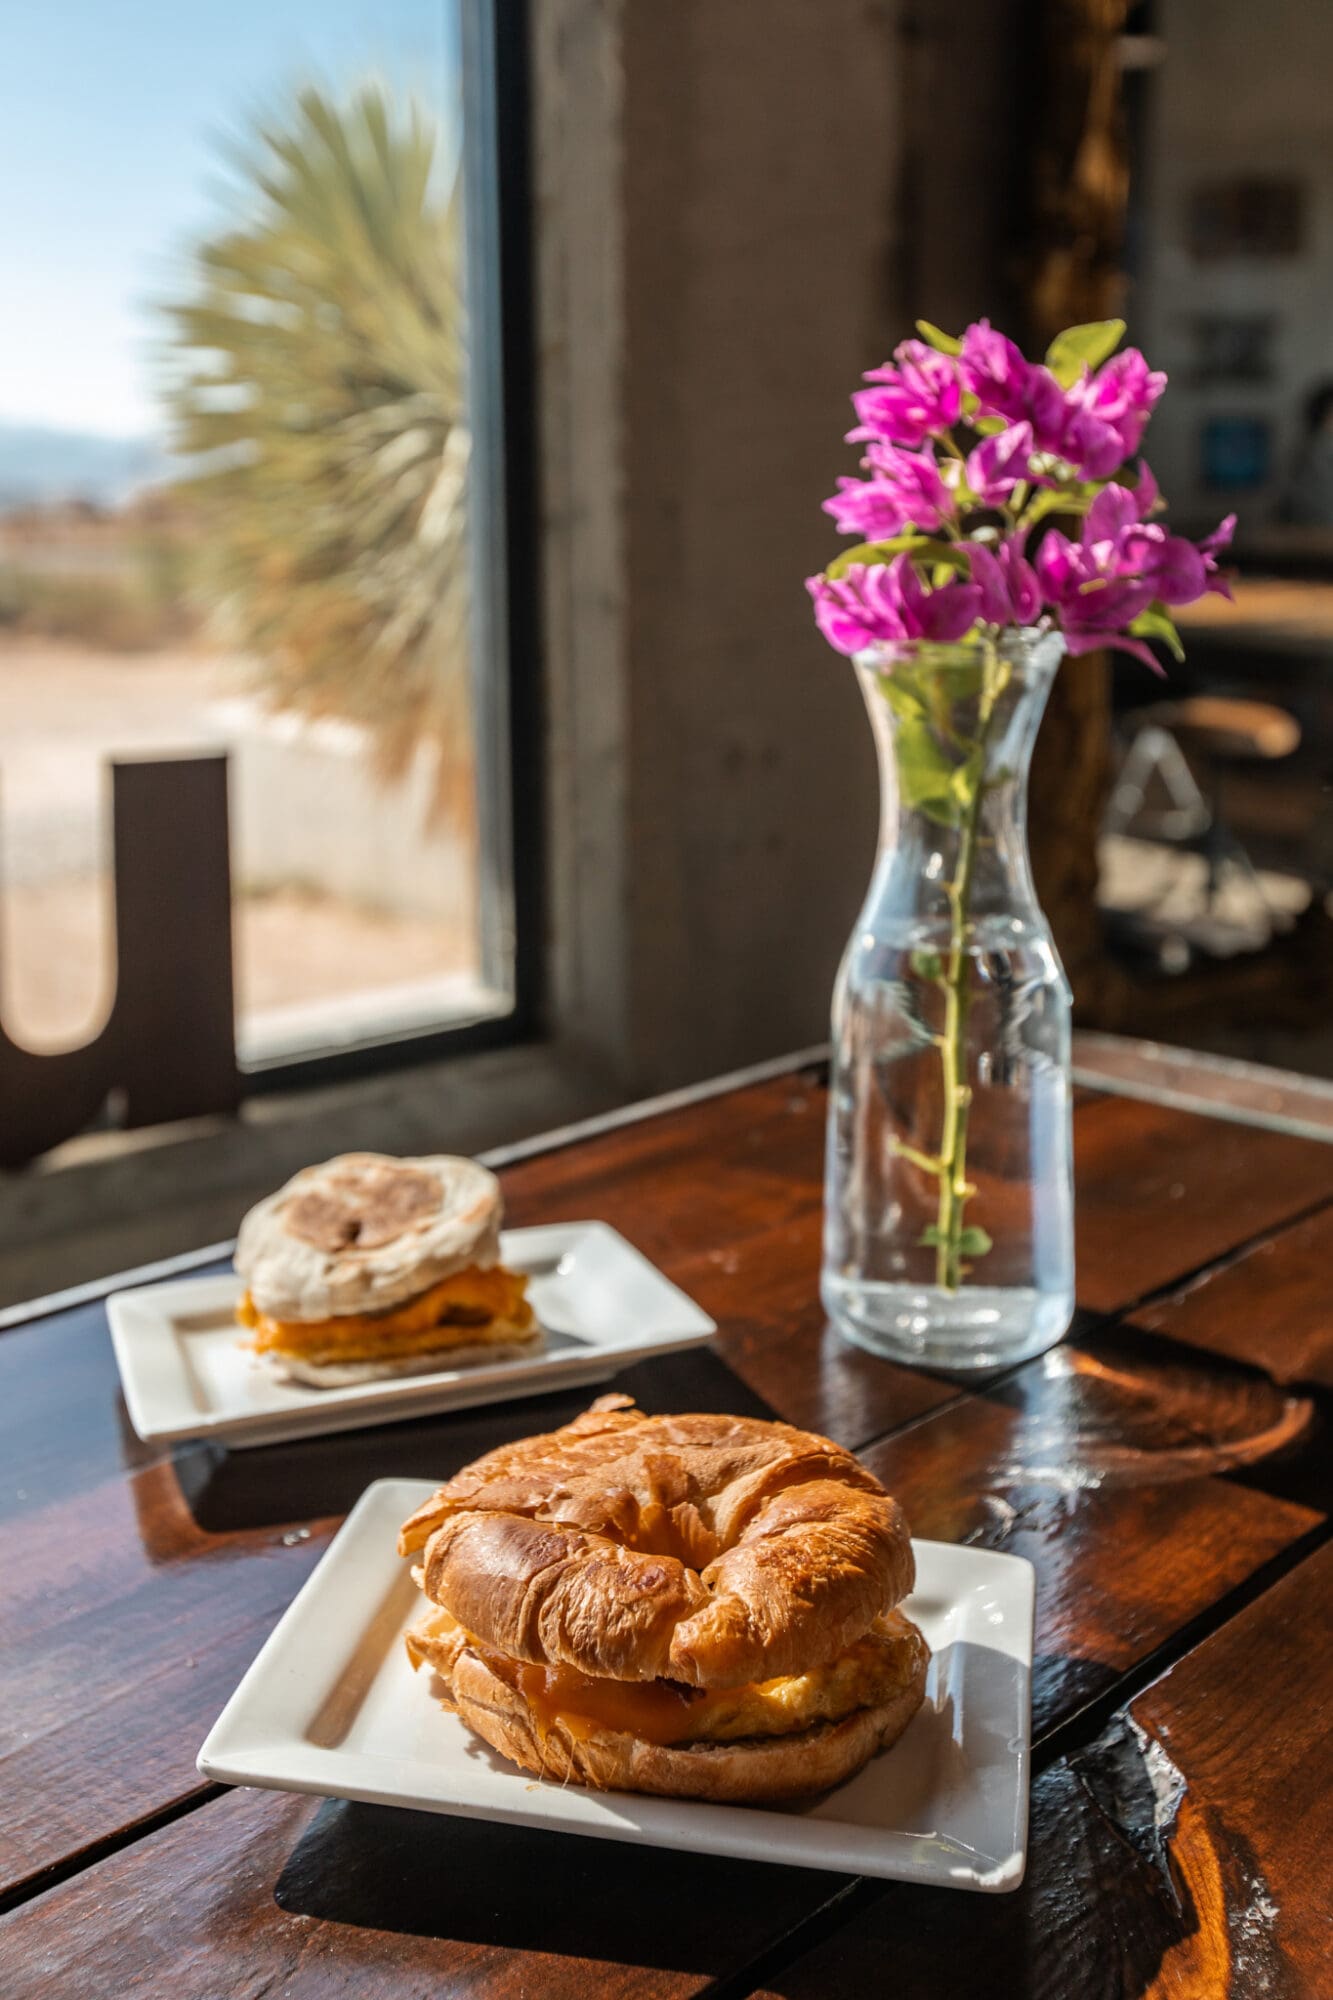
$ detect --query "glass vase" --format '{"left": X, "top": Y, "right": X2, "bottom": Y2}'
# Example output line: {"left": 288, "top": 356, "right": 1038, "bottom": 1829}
{"left": 821, "top": 628, "right": 1074, "bottom": 1371}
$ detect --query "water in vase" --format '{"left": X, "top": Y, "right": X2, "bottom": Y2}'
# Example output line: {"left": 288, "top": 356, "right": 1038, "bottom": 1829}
{"left": 821, "top": 634, "right": 1075, "bottom": 1372}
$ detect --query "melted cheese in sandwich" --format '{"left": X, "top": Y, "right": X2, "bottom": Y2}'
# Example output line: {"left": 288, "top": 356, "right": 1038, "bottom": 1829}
{"left": 407, "top": 1604, "right": 925, "bottom": 1747}
{"left": 238, "top": 1264, "right": 532, "bottom": 1362}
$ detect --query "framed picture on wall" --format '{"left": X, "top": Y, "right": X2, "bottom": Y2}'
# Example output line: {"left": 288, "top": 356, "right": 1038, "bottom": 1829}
{"left": 1200, "top": 416, "right": 1272, "bottom": 490}
{"left": 1187, "top": 177, "right": 1306, "bottom": 260}
{"left": 1188, "top": 314, "right": 1277, "bottom": 385}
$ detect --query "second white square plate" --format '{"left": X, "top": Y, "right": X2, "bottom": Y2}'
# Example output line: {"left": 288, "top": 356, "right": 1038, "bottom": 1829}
{"left": 109, "top": 1223, "right": 715, "bottom": 1449}
{"left": 199, "top": 1478, "right": 1035, "bottom": 1889}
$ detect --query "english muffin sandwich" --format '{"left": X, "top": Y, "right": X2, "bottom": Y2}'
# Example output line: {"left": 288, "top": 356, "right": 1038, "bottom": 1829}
{"left": 399, "top": 1395, "right": 929, "bottom": 1802}
{"left": 235, "top": 1152, "right": 537, "bottom": 1386}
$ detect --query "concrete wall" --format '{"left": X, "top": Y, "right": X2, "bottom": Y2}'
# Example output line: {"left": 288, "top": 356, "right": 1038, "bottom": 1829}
{"left": 1139, "top": 0, "right": 1333, "bottom": 527}
{"left": 539, "top": 0, "right": 1023, "bottom": 1094}
{"left": 618, "top": 0, "right": 901, "bottom": 1086}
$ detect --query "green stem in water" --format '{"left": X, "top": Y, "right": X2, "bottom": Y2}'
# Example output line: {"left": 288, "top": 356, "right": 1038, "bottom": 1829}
{"left": 931, "top": 644, "right": 1008, "bottom": 1292}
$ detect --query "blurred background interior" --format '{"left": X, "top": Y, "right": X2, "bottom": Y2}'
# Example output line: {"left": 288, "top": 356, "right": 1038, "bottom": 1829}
{"left": 2, "top": 0, "right": 1332, "bottom": 1303}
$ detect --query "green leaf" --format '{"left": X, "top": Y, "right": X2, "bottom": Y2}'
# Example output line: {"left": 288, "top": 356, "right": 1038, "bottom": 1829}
{"left": 894, "top": 715, "right": 959, "bottom": 814}
{"left": 915, "top": 319, "right": 962, "bottom": 356}
{"left": 1019, "top": 484, "right": 1099, "bottom": 531}
{"left": 950, "top": 745, "right": 985, "bottom": 807}
{"left": 971, "top": 414, "right": 1008, "bottom": 436}
{"left": 920, "top": 1223, "right": 992, "bottom": 1256}
{"left": 875, "top": 676, "right": 929, "bottom": 724}
{"left": 922, "top": 659, "right": 983, "bottom": 715}
{"left": 1128, "top": 602, "right": 1186, "bottom": 662}
{"left": 826, "top": 537, "right": 975, "bottom": 585}
{"left": 1045, "top": 319, "right": 1126, "bottom": 387}
{"left": 824, "top": 534, "right": 930, "bottom": 581}
{"left": 909, "top": 948, "right": 943, "bottom": 981}
{"left": 912, "top": 540, "right": 973, "bottom": 572}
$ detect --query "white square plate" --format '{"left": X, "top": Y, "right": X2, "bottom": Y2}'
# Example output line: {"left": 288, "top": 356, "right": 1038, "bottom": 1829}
{"left": 198, "top": 1478, "right": 1034, "bottom": 1889}
{"left": 109, "top": 1224, "right": 716, "bottom": 1449}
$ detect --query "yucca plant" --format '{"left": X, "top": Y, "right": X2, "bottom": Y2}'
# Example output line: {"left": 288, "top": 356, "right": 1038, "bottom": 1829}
{"left": 162, "top": 85, "right": 472, "bottom": 824}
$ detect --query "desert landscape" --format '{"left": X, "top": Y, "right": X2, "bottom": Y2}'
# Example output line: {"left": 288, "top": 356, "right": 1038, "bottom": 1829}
{"left": 0, "top": 500, "right": 481, "bottom": 1060}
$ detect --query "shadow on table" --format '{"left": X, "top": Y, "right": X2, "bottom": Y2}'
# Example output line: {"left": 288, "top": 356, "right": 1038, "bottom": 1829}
{"left": 274, "top": 1797, "right": 844, "bottom": 1975}
{"left": 171, "top": 1346, "right": 772, "bottom": 1534}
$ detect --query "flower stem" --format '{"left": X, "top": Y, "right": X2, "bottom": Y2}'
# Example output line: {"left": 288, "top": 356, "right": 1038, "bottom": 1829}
{"left": 932, "top": 646, "right": 1007, "bottom": 1291}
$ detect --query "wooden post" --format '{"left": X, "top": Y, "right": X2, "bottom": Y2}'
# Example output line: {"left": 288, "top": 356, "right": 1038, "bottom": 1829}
{"left": 0, "top": 754, "right": 241, "bottom": 1166}
{"left": 1023, "top": 0, "right": 1132, "bottom": 1017}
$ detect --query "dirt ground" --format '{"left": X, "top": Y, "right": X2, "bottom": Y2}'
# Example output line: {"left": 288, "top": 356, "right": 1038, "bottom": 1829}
{"left": 0, "top": 635, "right": 476, "bottom": 1053}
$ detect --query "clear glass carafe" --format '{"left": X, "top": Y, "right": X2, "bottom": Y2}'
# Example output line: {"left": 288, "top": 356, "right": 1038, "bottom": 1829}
{"left": 821, "top": 630, "right": 1074, "bottom": 1371}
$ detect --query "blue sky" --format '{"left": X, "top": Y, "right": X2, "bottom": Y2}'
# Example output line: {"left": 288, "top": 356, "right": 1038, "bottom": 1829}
{"left": 0, "top": 1, "right": 458, "bottom": 439}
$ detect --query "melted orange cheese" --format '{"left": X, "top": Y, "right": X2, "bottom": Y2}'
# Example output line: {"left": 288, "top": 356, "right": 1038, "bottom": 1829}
{"left": 407, "top": 1605, "right": 923, "bottom": 1749}
{"left": 238, "top": 1264, "right": 532, "bottom": 1361}
{"left": 513, "top": 1658, "right": 707, "bottom": 1747}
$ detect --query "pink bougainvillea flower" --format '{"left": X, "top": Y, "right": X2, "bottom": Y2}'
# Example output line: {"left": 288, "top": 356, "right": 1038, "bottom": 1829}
{"left": 848, "top": 339, "right": 962, "bottom": 450}
{"left": 808, "top": 323, "right": 1232, "bottom": 666}
{"left": 1052, "top": 403, "right": 1129, "bottom": 480}
{"left": 963, "top": 323, "right": 1167, "bottom": 479}
{"left": 1198, "top": 512, "right": 1238, "bottom": 599}
{"left": 806, "top": 565, "right": 893, "bottom": 654}
{"left": 822, "top": 476, "right": 913, "bottom": 541}
{"left": 1032, "top": 522, "right": 1160, "bottom": 670}
{"left": 1032, "top": 481, "right": 1234, "bottom": 667}
{"left": 1140, "top": 511, "right": 1237, "bottom": 605}
{"left": 823, "top": 444, "right": 952, "bottom": 537}
{"left": 959, "top": 321, "right": 1066, "bottom": 440}
{"left": 1081, "top": 482, "right": 1232, "bottom": 608}
{"left": 1066, "top": 347, "right": 1167, "bottom": 462}
{"left": 1044, "top": 350, "right": 1166, "bottom": 478}
{"left": 864, "top": 440, "right": 955, "bottom": 522}
{"left": 965, "top": 420, "right": 1036, "bottom": 506}
{"left": 890, "top": 552, "right": 983, "bottom": 640}
{"left": 805, "top": 555, "right": 981, "bottom": 655}
{"left": 1081, "top": 481, "right": 1140, "bottom": 544}
{"left": 964, "top": 535, "right": 1041, "bottom": 628}
{"left": 1122, "top": 526, "right": 1208, "bottom": 605}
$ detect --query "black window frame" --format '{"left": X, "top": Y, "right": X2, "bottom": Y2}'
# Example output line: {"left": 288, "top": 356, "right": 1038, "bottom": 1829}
{"left": 243, "top": 0, "right": 542, "bottom": 1097}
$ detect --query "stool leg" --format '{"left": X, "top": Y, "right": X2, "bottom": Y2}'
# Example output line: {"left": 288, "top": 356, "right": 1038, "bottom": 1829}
{"left": 1107, "top": 726, "right": 1210, "bottom": 838}
{"left": 1203, "top": 768, "right": 1224, "bottom": 910}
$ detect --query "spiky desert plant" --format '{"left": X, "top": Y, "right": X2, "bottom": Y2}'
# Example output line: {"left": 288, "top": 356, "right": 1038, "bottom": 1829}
{"left": 162, "top": 85, "right": 472, "bottom": 823}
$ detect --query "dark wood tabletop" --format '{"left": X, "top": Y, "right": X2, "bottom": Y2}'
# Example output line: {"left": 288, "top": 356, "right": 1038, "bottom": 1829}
{"left": 2, "top": 1045, "right": 1331, "bottom": 1998}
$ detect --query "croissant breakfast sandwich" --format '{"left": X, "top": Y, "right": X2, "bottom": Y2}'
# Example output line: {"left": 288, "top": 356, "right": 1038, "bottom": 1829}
{"left": 235, "top": 1152, "right": 537, "bottom": 1386}
{"left": 398, "top": 1395, "right": 929, "bottom": 1802}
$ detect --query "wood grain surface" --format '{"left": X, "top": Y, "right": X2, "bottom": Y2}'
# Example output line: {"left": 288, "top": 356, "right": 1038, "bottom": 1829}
{"left": 860, "top": 1322, "right": 1321, "bottom": 1736}
{"left": 1072, "top": 1093, "right": 1333, "bottom": 1312}
{"left": 0, "top": 1784, "right": 853, "bottom": 2000}
{"left": 746, "top": 1540, "right": 1333, "bottom": 2000}
{"left": 1131, "top": 1201, "right": 1333, "bottom": 1389}
{"left": 3, "top": 1064, "right": 1333, "bottom": 1998}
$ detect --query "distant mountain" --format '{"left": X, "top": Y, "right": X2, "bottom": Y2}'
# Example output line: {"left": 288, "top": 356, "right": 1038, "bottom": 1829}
{"left": 0, "top": 423, "right": 169, "bottom": 509}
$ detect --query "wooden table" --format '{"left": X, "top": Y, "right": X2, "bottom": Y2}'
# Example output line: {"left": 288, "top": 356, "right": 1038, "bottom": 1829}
{"left": 2, "top": 1046, "right": 1331, "bottom": 1998}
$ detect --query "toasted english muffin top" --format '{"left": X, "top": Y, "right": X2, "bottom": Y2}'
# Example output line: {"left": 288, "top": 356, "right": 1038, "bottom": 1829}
{"left": 235, "top": 1152, "right": 502, "bottom": 1320}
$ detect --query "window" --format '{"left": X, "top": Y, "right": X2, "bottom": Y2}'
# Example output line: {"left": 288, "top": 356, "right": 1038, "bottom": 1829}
{"left": 0, "top": 0, "right": 533, "bottom": 1110}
